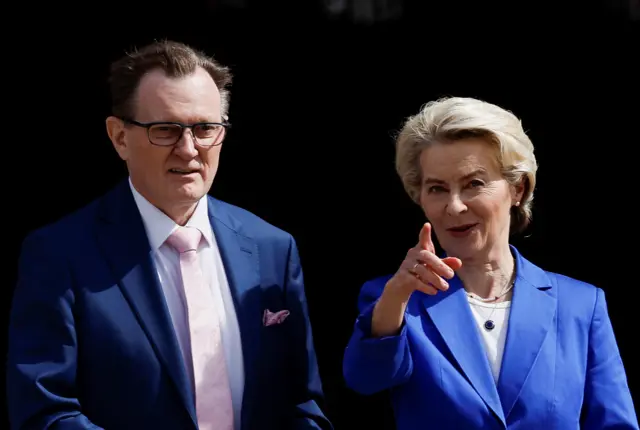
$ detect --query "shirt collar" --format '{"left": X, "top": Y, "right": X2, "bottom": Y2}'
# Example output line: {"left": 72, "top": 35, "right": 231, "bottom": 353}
{"left": 128, "top": 177, "right": 213, "bottom": 250}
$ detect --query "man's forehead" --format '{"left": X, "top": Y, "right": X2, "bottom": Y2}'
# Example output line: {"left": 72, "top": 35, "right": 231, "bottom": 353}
{"left": 133, "top": 68, "right": 221, "bottom": 119}
{"left": 136, "top": 68, "right": 219, "bottom": 96}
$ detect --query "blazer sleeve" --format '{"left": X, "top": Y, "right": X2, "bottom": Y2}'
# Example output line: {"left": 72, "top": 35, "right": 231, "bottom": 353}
{"left": 342, "top": 278, "right": 414, "bottom": 395}
{"left": 581, "top": 288, "right": 639, "bottom": 429}
{"left": 6, "top": 231, "right": 103, "bottom": 430}
{"left": 285, "top": 237, "right": 333, "bottom": 430}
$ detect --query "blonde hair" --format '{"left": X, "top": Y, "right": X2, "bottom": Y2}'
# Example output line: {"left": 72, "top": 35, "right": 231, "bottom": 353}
{"left": 395, "top": 96, "right": 537, "bottom": 234}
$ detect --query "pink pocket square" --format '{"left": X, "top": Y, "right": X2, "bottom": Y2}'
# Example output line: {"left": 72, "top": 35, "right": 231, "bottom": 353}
{"left": 263, "top": 309, "right": 290, "bottom": 326}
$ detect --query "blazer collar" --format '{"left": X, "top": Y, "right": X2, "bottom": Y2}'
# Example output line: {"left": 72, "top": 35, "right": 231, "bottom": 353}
{"left": 497, "top": 246, "right": 556, "bottom": 418}
{"left": 206, "top": 197, "right": 263, "bottom": 428}
{"left": 97, "top": 180, "right": 197, "bottom": 426}
{"left": 423, "top": 246, "right": 557, "bottom": 424}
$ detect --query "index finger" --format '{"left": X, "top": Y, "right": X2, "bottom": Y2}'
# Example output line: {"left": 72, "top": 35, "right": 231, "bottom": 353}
{"left": 419, "top": 222, "right": 435, "bottom": 253}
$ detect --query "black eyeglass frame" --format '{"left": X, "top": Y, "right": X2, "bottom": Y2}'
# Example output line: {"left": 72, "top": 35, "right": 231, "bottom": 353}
{"left": 120, "top": 117, "right": 231, "bottom": 147}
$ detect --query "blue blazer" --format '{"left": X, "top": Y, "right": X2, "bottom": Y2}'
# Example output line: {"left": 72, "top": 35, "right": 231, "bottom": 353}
{"left": 343, "top": 247, "right": 638, "bottom": 429}
{"left": 7, "top": 180, "right": 332, "bottom": 430}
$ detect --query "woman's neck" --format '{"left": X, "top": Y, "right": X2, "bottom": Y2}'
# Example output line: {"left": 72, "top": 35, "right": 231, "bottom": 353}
{"left": 457, "top": 245, "right": 515, "bottom": 302}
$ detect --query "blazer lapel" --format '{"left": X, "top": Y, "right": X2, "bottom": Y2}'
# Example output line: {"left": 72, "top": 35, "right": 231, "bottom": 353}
{"left": 96, "top": 181, "right": 196, "bottom": 426}
{"left": 424, "top": 280, "right": 505, "bottom": 424}
{"left": 208, "top": 198, "right": 261, "bottom": 427}
{"left": 497, "top": 248, "right": 557, "bottom": 419}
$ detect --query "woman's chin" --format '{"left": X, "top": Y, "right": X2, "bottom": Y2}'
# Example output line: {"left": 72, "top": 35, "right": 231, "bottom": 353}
{"left": 442, "top": 241, "right": 484, "bottom": 261}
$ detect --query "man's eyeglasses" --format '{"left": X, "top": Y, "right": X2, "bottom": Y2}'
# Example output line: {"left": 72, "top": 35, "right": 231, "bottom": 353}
{"left": 121, "top": 118, "right": 230, "bottom": 147}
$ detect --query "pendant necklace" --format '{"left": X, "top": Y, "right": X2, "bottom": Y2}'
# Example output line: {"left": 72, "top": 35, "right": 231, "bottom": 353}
{"left": 474, "top": 302, "right": 499, "bottom": 331}
{"left": 468, "top": 277, "right": 515, "bottom": 332}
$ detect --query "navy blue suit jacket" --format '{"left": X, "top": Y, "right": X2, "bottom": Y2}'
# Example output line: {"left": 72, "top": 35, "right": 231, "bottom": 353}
{"left": 344, "top": 247, "right": 638, "bottom": 429}
{"left": 7, "top": 180, "right": 332, "bottom": 430}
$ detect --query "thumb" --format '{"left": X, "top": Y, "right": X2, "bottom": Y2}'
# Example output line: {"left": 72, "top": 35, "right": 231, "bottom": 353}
{"left": 442, "top": 256, "right": 463, "bottom": 271}
{"left": 418, "top": 223, "right": 435, "bottom": 252}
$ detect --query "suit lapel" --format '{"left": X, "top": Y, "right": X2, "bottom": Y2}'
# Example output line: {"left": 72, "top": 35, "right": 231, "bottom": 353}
{"left": 96, "top": 181, "right": 196, "bottom": 426}
{"left": 424, "top": 281, "right": 506, "bottom": 424}
{"left": 497, "top": 248, "right": 556, "bottom": 418}
{"left": 207, "top": 198, "right": 261, "bottom": 428}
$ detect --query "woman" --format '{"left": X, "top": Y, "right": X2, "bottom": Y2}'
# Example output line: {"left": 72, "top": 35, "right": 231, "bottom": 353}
{"left": 342, "top": 97, "right": 638, "bottom": 429}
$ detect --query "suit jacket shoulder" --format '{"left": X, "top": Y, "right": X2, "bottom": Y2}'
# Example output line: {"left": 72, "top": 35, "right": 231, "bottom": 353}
{"left": 19, "top": 196, "right": 102, "bottom": 260}
{"left": 208, "top": 196, "right": 294, "bottom": 246}
{"left": 544, "top": 269, "right": 601, "bottom": 323}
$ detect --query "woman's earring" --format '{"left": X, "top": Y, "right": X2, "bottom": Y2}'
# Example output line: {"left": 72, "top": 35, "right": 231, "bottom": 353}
{"left": 515, "top": 201, "right": 521, "bottom": 207}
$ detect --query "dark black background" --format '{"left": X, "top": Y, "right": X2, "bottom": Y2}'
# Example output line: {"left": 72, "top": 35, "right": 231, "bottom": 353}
{"left": 4, "top": 1, "right": 639, "bottom": 428}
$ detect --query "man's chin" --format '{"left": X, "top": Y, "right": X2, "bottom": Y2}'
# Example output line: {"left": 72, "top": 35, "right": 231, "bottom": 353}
{"left": 163, "top": 178, "right": 202, "bottom": 198}
{"left": 174, "top": 186, "right": 206, "bottom": 201}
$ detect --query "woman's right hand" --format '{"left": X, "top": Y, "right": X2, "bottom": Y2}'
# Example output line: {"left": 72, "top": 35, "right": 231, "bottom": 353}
{"left": 385, "top": 223, "right": 462, "bottom": 300}
{"left": 371, "top": 223, "right": 462, "bottom": 337}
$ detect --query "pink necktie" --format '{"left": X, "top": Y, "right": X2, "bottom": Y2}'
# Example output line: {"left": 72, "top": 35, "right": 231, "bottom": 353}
{"left": 166, "top": 227, "right": 234, "bottom": 430}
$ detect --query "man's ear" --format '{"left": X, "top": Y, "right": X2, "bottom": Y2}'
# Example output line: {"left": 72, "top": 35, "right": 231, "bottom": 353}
{"left": 106, "top": 116, "right": 129, "bottom": 161}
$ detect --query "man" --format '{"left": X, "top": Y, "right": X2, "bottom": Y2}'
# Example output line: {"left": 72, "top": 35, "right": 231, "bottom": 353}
{"left": 7, "top": 40, "right": 332, "bottom": 430}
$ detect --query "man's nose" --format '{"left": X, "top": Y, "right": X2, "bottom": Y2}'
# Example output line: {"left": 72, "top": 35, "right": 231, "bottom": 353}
{"left": 173, "top": 129, "right": 199, "bottom": 158}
